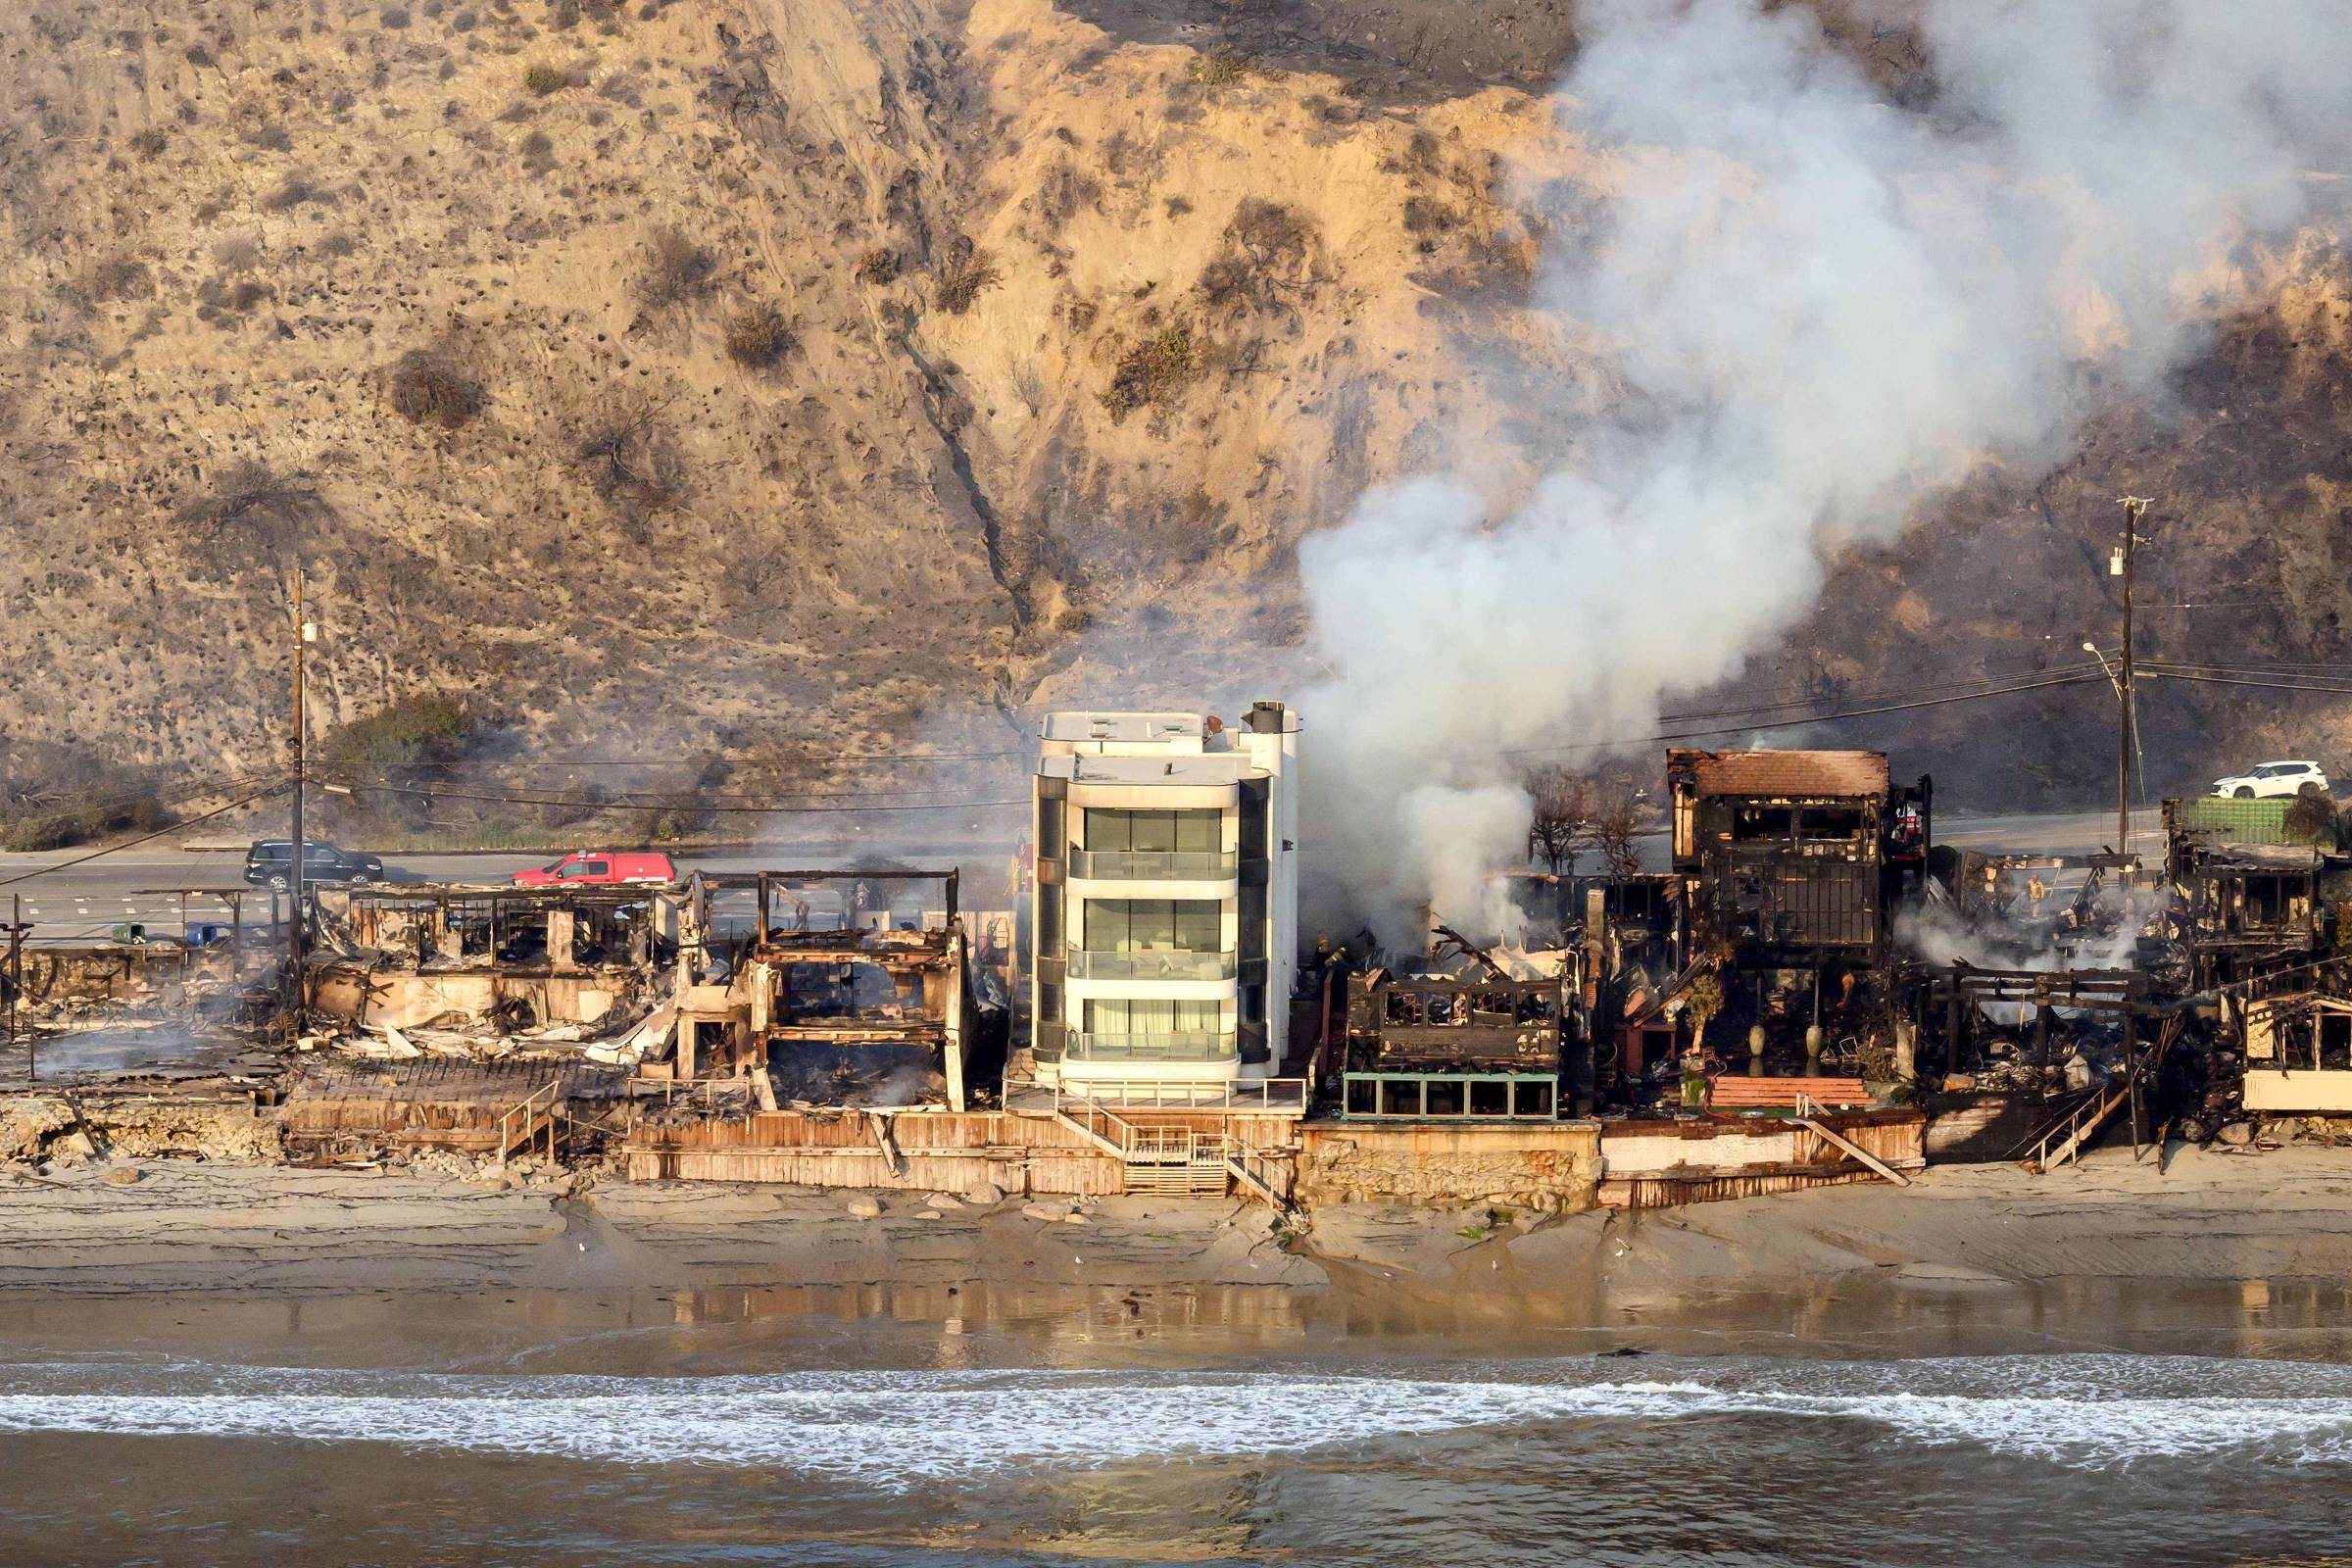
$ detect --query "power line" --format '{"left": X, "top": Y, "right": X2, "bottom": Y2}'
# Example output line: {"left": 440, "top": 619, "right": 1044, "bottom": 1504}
{"left": 0, "top": 787, "right": 287, "bottom": 890}
{"left": 2, "top": 771, "right": 281, "bottom": 823}
{"left": 1503, "top": 671, "right": 2104, "bottom": 758}
{"left": 1658, "top": 661, "right": 2108, "bottom": 723}
{"left": 2139, "top": 669, "right": 2352, "bottom": 697}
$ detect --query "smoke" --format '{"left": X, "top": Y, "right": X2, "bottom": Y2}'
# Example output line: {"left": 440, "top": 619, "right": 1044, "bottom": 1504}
{"left": 1298, "top": 0, "right": 2352, "bottom": 942}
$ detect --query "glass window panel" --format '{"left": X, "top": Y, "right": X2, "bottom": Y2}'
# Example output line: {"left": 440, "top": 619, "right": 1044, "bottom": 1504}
{"left": 1176, "top": 809, "right": 1221, "bottom": 853}
{"left": 1131, "top": 811, "right": 1177, "bottom": 853}
{"left": 1174, "top": 902, "right": 1220, "bottom": 951}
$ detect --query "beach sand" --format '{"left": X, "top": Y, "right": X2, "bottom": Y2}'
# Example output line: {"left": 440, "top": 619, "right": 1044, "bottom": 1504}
{"left": 2, "top": 1143, "right": 2346, "bottom": 1305}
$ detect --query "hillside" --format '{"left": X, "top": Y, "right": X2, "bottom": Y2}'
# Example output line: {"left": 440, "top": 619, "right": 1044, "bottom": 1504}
{"left": 3, "top": 0, "right": 2349, "bottom": 822}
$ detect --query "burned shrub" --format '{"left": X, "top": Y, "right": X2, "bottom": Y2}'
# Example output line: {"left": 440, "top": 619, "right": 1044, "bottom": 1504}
{"left": 854, "top": 246, "right": 898, "bottom": 285}
{"left": 212, "top": 232, "right": 263, "bottom": 272}
{"left": 929, "top": 237, "right": 999, "bottom": 315}
{"left": 1101, "top": 323, "right": 1198, "bottom": 421}
{"left": 574, "top": 402, "right": 686, "bottom": 526}
{"left": 84, "top": 253, "right": 155, "bottom": 304}
{"left": 387, "top": 350, "right": 484, "bottom": 429}
{"left": 1032, "top": 157, "right": 1100, "bottom": 225}
{"left": 129, "top": 126, "right": 170, "bottom": 160}
{"left": 262, "top": 170, "right": 326, "bottom": 211}
{"left": 1199, "top": 198, "right": 1316, "bottom": 313}
{"left": 635, "top": 226, "right": 716, "bottom": 310}
{"left": 197, "top": 273, "right": 274, "bottom": 320}
{"left": 517, "top": 127, "right": 557, "bottom": 173}
{"left": 723, "top": 301, "right": 795, "bottom": 368}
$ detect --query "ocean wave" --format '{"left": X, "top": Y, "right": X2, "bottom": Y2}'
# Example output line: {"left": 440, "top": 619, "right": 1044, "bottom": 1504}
{"left": 0, "top": 1354, "right": 2344, "bottom": 1478}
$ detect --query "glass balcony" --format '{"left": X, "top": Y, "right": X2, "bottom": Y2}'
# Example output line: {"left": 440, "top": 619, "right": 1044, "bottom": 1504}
{"left": 1067, "top": 850, "right": 1239, "bottom": 880}
{"left": 1067, "top": 1032, "right": 1238, "bottom": 1061}
{"left": 1066, "top": 949, "right": 1238, "bottom": 981}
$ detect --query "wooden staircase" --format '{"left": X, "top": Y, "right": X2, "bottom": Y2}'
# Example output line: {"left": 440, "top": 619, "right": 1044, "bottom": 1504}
{"left": 2021, "top": 1018, "right": 2180, "bottom": 1175}
{"left": 494, "top": 1079, "right": 564, "bottom": 1161}
{"left": 1052, "top": 1097, "right": 1291, "bottom": 1204}
{"left": 2022, "top": 1083, "right": 2129, "bottom": 1173}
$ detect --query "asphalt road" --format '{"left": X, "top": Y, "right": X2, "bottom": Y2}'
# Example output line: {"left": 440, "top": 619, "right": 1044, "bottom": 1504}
{"left": 0, "top": 808, "right": 2163, "bottom": 945}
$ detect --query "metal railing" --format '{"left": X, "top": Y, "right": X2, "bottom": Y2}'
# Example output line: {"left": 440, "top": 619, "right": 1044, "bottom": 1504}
{"left": 1067, "top": 850, "right": 1238, "bottom": 881}
{"left": 1065, "top": 949, "right": 1236, "bottom": 981}
{"left": 1068, "top": 1032, "right": 1237, "bottom": 1061}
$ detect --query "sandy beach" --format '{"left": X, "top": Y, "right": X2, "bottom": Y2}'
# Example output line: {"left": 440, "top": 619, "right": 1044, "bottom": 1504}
{"left": 4, "top": 1144, "right": 2347, "bottom": 1304}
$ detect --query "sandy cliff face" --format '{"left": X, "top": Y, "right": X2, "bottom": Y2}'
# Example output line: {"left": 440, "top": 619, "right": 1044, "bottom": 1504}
{"left": 2, "top": 0, "right": 2347, "bottom": 805}
{"left": 0, "top": 0, "right": 1559, "bottom": 781}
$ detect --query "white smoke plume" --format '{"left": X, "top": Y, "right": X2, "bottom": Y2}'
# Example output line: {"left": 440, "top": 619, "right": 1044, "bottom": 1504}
{"left": 1298, "top": 0, "right": 2352, "bottom": 944}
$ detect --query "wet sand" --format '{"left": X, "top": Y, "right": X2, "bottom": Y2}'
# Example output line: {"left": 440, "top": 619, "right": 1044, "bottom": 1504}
{"left": 7, "top": 1148, "right": 2352, "bottom": 1565}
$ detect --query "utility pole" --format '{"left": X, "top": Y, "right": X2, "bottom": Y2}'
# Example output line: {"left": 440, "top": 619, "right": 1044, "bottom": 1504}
{"left": 7, "top": 895, "right": 24, "bottom": 1082}
{"left": 287, "top": 564, "right": 309, "bottom": 1033}
{"left": 2115, "top": 497, "right": 2149, "bottom": 867}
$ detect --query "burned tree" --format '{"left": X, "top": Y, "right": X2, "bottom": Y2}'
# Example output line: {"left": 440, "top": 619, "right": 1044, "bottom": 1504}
{"left": 1525, "top": 763, "right": 1591, "bottom": 876}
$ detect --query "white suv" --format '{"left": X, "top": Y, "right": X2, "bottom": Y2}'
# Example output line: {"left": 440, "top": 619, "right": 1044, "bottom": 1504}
{"left": 2210, "top": 760, "right": 2330, "bottom": 799}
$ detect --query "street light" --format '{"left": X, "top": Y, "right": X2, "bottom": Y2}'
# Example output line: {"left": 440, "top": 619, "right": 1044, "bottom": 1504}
{"left": 2082, "top": 641, "right": 2125, "bottom": 699}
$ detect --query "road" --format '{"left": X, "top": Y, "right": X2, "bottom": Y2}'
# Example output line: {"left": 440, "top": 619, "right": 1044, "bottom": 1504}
{"left": 0, "top": 808, "right": 2160, "bottom": 945}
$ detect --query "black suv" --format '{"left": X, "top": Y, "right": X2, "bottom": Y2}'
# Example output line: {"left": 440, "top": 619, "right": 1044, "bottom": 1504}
{"left": 243, "top": 839, "right": 384, "bottom": 889}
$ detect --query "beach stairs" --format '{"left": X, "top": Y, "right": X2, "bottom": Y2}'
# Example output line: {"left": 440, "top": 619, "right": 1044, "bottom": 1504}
{"left": 2023, "top": 1081, "right": 2132, "bottom": 1174}
{"left": 1052, "top": 1097, "right": 1287, "bottom": 1204}
{"left": 493, "top": 1079, "right": 564, "bottom": 1162}
{"left": 2022, "top": 1019, "right": 2179, "bottom": 1175}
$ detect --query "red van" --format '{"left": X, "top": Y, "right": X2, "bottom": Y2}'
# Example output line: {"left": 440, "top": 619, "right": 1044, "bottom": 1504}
{"left": 511, "top": 851, "right": 679, "bottom": 887}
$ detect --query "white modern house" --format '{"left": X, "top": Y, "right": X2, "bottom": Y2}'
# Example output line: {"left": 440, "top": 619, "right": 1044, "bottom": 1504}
{"left": 1029, "top": 702, "right": 1299, "bottom": 1098}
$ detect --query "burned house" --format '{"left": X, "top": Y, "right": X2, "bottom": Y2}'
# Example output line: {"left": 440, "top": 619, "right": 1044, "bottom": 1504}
{"left": 677, "top": 870, "right": 997, "bottom": 1111}
{"left": 2239, "top": 991, "right": 2352, "bottom": 1114}
{"left": 2164, "top": 796, "right": 2340, "bottom": 989}
{"left": 1339, "top": 970, "right": 1570, "bottom": 1121}
{"left": 1668, "top": 749, "right": 1929, "bottom": 969}
{"left": 309, "top": 881, "right": 690, "bottom": 1039}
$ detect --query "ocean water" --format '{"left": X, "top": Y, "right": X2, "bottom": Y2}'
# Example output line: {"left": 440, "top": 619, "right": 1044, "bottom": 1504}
{"left": 2, "top": 1289, "right": 2351, "bottom": 1565}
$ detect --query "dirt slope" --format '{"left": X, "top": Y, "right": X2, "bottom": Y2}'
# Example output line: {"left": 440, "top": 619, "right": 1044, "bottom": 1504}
{"left": 2, "top": 0, "right": 2347, "bottom": 808}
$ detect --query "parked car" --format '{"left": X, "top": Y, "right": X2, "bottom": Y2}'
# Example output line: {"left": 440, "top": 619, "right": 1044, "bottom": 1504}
{"left": 2210, "top": 760, "right": 2331, "bottom": 800}
{"left": 511, "top": 850, "right": 679, "bottom": 887}
{"left": 243, "top": 839, "right": 385, "bottom": 888}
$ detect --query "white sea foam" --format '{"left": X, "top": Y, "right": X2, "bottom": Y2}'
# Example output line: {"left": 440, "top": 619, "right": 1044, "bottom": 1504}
{"left": 0, "top": 1355, "right": 2344, "bottom": 1479}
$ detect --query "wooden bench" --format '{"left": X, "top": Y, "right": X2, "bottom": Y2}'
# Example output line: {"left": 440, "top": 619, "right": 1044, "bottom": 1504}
{"left": 1706, "top": 1074, "right": 1872, "bottom": 1109}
